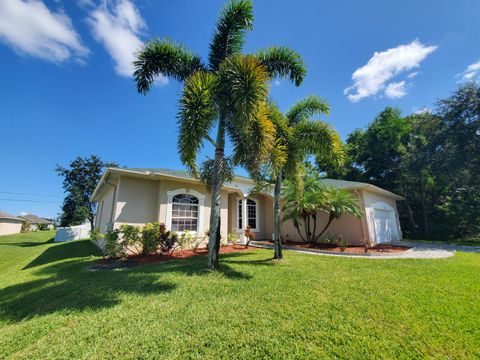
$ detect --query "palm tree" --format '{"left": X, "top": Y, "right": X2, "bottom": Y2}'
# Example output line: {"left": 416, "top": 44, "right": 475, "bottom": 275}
{"left": 260, "top": 97, "right": 344, "bottom": 258}
{"left": 282, "top": 168, "right": 362, "bottom": 243}
{"left": 133, "top": 0, "right": 306, "bottom": 269}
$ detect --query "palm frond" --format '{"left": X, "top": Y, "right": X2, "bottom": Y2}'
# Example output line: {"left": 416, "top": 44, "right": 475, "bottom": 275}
{"left": 291, "top": 120, "right": 345, "bottom": 167}
{"left": 178, "top": 71, "right": 218, "bottom": 175}
{"left": 199, "top": 157, "right": 234, "bottom": 191}
{"left": 134, "top": 39, "right": 205, "bottom": 94}
{"left": 286, "top": 95, "right": 330, "bottom": 125}
{"left": 256, "top": 46, "right": 306, "bottom": 86}
{"left": 208, "top": 0, "right": 254, "bottom": 71}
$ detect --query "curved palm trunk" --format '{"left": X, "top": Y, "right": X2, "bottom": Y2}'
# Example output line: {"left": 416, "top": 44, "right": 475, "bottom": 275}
{"left": 315, "top": 212, "right": 335, "bottom": 242}
{"left": 207, "top": 119, "right": 225, "bottom": 270}
{"left": 273, "top": 170, "right": 283, "bottom": 259}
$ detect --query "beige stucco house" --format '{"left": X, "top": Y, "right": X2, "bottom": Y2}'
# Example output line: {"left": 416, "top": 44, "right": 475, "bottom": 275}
{"left": 18, "top": 214, "right": 54, "bottom": 231}
{"left": 0, "top": 212, "right": 24, "bottom": 236}
{"left": 91, "top": 167, "right": 404, "bottom": 246}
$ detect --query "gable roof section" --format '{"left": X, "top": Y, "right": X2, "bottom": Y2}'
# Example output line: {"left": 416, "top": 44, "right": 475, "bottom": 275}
{"left": 18, "top": 214, "right": 53, "bottom": 224}
{"left": 91, "top": 167, "right": 404, "bottom": 201}
{"left": 0, "top": 211, "right": 24, "bottom": 222}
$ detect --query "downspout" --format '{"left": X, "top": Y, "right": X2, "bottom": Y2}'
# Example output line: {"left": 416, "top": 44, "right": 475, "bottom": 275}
{"left": 104, "top": 173, "right": 118, "bottom": 227}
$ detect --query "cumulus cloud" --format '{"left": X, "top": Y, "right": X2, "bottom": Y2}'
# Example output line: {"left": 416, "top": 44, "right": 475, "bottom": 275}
{"left": 0, "top": 0, "right": 88, "bottom": 62}
{"left": 344, "top": 40, "right": 437, "bottom": 102}
{"left": 87, "top": 0, "right": 167, "bottom": 83}
{"left": 384, "top": 81, "right": 407, "bottom": 99}
{"left": 459, "top": 60, "right": 480, "bottom": 81}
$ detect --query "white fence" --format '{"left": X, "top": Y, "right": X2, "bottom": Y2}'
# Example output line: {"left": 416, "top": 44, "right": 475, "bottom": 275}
{"left": 54, "top": 223, "right": 91, "bottom": 242}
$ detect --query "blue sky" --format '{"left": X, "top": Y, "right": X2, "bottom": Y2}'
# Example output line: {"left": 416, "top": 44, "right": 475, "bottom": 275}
{"left": 0, "top": 0, "right": 479, "bottom": 218}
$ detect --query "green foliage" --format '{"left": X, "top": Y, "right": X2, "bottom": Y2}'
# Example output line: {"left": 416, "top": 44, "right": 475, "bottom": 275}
{"left": 208, "top": 0, "right": 254, "bottom": 71}
{"left": 286, "top": 95, "right": 330, "bottom": 125}
{"left": 330, "top": 83, "right": 480, "bottom": 240}
{"left": 56, "top": 155, "right": 117, "bottom": 229}
{"left": 140, "top": 222, "right": 160, "bottom": 256}
{"left": 134, "top": 39, "right": 205, "bottom": 94}
{"left": 20, "top": 221, "right": 30, "bottom": 233}
{"left": 119, "top": 224, "right": 142, "bottom": 256}
{"left": 89, "top": 229, "right": 103, "bottom": 241}
{"left": 336, "top": 235, "right": 348, "bottom": 251}
{"left": 104, "top": 229, "right": 124, "bottom": 259}
{"left": 227, "top": 232, "right": 239, "bottom": 245}
{"left": 282, "top": 166, "right": 361, "bottom": 243}
{"left": 178, "top": 231, "right": 196, "bottom": 250}
{"left": 256, "top": 46, "right": 306, "bottom": 86}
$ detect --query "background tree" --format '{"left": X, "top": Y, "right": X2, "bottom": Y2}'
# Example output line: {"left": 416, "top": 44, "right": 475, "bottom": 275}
{"left": 134, "top": 0, "right": 305, "bottom": 269}
{"left": 327, "top": 83, "right": 480, "bottom": 240}
{"left": 56, "top": 155, "right": 117, "bottom": 230}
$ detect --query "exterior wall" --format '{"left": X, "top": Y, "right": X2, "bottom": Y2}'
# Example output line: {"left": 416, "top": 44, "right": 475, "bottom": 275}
{"left": 280, "top": 191, "right": 365, "bottom": 245}
{"left": 362, "top": 190, "right": 402, "bottom": 244}
{"left": 114, "top": 176, "right": 159, "bottom": 227}
{"left": 0, "top": 219, "right": 23, "bottom": 236}
{"left": 95, "top": 183, "right": 116, "bottom": 232}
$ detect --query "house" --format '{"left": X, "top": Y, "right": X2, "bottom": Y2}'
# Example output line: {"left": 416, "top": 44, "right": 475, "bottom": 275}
{"left": 91, "top": 167, "right": 404, "bottom": 246}
{"left": 18, "top": 214, "right": 54, "bottom": 231}
{"left": 0, "top": 212, "right": 24, "bottom": 236}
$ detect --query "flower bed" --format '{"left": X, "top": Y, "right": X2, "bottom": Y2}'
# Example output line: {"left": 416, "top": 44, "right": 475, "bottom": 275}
{"left": 92, "top": 245, "right": 256, "bottom": 269}
{"left": 253, "top": 240, "right": 410, "bottom": 256}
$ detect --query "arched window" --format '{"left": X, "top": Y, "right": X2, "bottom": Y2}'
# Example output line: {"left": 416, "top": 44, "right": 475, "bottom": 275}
{"left": 171, "top": 194, "right": 199, "bottom": 232}
{"left": 238, "top": 198, "right": 258, "bottom": 230}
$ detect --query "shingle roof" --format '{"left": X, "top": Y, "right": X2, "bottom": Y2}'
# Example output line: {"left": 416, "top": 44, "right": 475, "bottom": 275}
{"left": 0, "top": 211, "right": 23, "bottom": 221}
{"left": 126, "top": 167, "right": 253, "bottom": 181}
{"left": 18, "top": 214, "right": 53, "bottom": 224}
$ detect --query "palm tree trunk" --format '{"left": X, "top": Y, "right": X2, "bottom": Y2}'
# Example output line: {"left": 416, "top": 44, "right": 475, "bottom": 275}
{"left": 207, "top": 119, "right": 225, "bottom": 270}
{"left": 273, "top": 170, "right": 283, "bottom": 259}
{"left": 315, "top": 212, "right": 334, "bottom": 242}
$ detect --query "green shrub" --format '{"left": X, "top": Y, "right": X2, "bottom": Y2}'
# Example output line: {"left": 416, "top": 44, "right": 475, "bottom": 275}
{"left": 119, "top": 224, "right": 142, "bottom": 255}
{"left": 178, "top": 231, "right": 196, "bottom": 250}
{"left": 361, "top": 237, "right": 372, "bottom": 253}
{"left": 227, "top": 232, "right": 239, "bottom": 245}
{"left": 37, "top": 223, "right": 48, "bottom": 231}
{"left": 104, "top": 229, "right": 125, "bottom": 259}
{"left": 336, "top": 235, "right": 348, "bottom": 251}
{"left": 141, "top": 222, "right": 160, "bottom": 255}
{"left": 158, "top": 223, "right": 177, "bottom": 253}
{"left": 20, "top": 221, "right": 30, "bottom": 233}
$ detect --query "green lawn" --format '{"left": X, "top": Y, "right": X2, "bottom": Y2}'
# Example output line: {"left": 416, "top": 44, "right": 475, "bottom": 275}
{"left": 0, "top": 231, "right": 479, "bottom": 359}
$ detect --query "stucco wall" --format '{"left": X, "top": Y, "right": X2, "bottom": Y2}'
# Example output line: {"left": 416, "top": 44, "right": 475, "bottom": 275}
{"left": 0, "top": 219, "right": 23, "bottom": 236}
{"left": 95, "top": 183, "right": 115, "bottom": 232}
{"left": 280, "top": 191, "right": 365, "bottom": 245}
{"left": 114, "top": 176, "right": 159, "bottom": 227}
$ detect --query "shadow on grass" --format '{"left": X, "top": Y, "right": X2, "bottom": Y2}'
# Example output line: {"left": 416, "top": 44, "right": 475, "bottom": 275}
{"left": 0, "top": 243, "right": 272, "bottom": 322}
{"left": 0, "top": 237, "right": 54, "bottom": 248}
{"left": 23, "top": 240, "right": 102, "bottom": 269}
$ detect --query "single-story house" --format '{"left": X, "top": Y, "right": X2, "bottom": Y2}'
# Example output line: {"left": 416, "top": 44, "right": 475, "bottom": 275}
{"left": 18, "top": 214, "right": 54, "bottom": 231}
{"left": 0, "top": 211, "right": 24, "bottom": 236}
{"left": 92, "top": 167, "right": 403, "bottom": 246}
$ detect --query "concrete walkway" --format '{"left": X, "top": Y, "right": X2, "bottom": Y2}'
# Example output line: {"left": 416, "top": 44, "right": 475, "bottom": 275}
{"left": 250, "top": 241, "right": 480, "bottom": 259}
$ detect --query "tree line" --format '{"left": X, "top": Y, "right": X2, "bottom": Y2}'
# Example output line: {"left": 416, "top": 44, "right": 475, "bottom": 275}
{"left": 323, "top": 83, "right": 480, "bottom": 240}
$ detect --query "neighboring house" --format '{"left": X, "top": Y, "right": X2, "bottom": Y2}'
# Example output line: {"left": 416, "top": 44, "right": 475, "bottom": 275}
{"left": 91, "top": 167, "right": 404, "bottom": 246}
{"left": 0, "top": 212, "right": 24, "bottom": 236}
{"left": 18, "top": 214, "right": 54, "bottom": 231}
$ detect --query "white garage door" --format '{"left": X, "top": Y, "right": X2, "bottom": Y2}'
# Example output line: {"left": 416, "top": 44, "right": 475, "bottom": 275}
{"left": 373, "top": 209, "right": 398, "bottom": 244}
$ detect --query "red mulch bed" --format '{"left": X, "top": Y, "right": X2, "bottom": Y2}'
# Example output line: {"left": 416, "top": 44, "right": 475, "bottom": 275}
{"left": 256, "top": 240, "right": 410, "bottom": 254}
{"left": 97, "top": 245, "right": 257, "bottom": 267}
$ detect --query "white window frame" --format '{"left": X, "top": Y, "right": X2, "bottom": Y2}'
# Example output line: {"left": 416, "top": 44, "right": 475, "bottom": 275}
{"left": 237, "top": 197, "right": 260, "bottom": 233}
{"left": 166, "top": 188, "right": 205, "bottom": 234}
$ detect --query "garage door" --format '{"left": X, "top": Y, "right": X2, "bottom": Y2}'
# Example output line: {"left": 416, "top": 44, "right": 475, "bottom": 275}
{"left": 373, "top": 209, "right": 397, "bottom": 244}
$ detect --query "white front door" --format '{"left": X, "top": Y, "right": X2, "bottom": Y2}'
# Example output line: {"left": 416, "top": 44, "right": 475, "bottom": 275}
{"left": 373, "top": 209, "right": 396, "bottom": 244}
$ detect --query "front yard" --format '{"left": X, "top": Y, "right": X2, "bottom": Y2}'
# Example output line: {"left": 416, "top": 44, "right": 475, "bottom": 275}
{"left": 0, "top": 231, "right": 479, "bottom": 359}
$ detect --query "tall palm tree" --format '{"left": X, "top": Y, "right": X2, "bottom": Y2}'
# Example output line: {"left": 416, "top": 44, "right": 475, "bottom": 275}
{"left": 264, "top": 97, "right": 344, "bottom": 258}
{"left": 133, "top": 0, "right": 306, "bottom": 269}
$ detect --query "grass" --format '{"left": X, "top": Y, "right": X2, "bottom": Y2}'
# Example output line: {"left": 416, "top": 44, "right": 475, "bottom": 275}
{"left": 0, "top": 231, "right": 479, "bottom": 359}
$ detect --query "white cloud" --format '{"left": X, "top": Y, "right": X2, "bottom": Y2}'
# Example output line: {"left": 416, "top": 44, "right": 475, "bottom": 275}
{"left": 0, "top": 0, "right": 88, "bottom": 62}
{"left": 274, "top": 79, "right": 281, "bottom": 86}
{"left": 385, "top": 81, "right": 407, "bottom": 99}
{"left": 459, "top": 60, "right": 480, "bottom": 81}
{"left": 413, "top": 107, "right": 432, "bottom": 115}
{"left": 344, "top": 40, "right": 437, "bottom": 102}
{"left": 87, "top": 0, "right": 167, "bottom": 83}
{"left": 407, "top": 71, "right": 419, "bottom": 79}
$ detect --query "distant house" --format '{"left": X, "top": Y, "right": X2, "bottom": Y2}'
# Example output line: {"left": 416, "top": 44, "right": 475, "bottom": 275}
{"left": 18, "top": 214, "right": 54, "bottom": 231}
{"left": 0, "top": 212, "right": 24, "bottom": 236}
